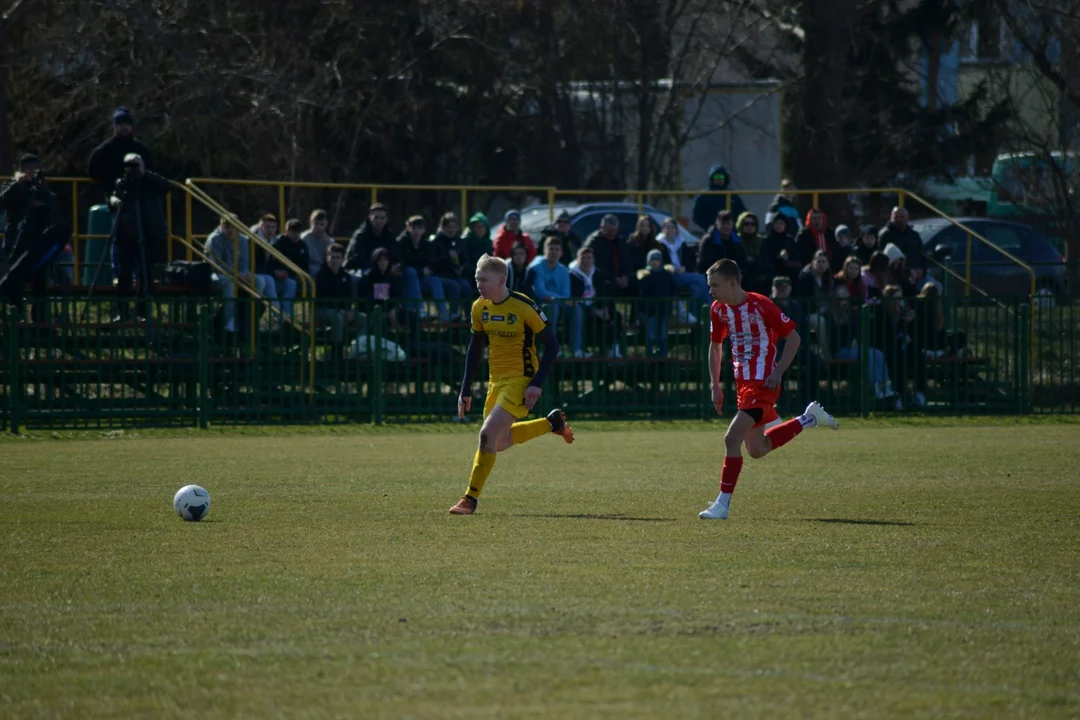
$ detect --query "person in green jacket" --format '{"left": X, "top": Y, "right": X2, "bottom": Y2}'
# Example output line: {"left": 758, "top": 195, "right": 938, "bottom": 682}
{"left": 461, "top": 212, "right": 492, "bottom": 275}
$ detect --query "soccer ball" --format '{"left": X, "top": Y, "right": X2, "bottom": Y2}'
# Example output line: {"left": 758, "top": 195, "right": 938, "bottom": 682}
{"left": 173, "top": 484, "right": 211, "bottom": 522}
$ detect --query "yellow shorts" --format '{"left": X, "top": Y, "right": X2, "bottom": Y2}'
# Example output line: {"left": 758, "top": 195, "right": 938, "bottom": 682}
{"left": 483, "top": 377, "right": 530, "bottom": 419}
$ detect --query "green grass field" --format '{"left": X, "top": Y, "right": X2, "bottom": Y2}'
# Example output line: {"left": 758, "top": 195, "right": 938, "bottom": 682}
{"left": 2, "top": 421, "right": 1079, "bottom": 719}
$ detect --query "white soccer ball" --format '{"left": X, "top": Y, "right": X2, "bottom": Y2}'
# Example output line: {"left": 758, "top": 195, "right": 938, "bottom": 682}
{"left": 173, "top": 484, "right": 211, "bottom": 522}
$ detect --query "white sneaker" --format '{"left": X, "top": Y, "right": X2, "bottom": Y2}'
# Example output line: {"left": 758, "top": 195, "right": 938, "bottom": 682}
{"left": 699, "top": 502, "right": 730, "bottom": 520}
{"left": 803, "top": 401, "right": 839, "bottom": 430}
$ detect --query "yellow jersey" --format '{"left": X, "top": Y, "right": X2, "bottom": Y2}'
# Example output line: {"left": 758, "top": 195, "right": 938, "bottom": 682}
{"left": 470, "top": 292, "right": 548, "bottom": 382}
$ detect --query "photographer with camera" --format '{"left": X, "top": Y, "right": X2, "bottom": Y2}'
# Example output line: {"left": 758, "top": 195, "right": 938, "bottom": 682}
{"left": 108, "top": 153, "right": 168, "bottom": 321}
{"left": 0, "top": 154, "right": 70, "bottom": 320}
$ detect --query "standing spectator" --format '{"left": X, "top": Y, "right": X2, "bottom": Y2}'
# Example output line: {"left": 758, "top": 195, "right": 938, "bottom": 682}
{"left": 345, "top": 203, "right": 395, "bottom": 274}
{"left": 878, "top": 206, "right": 925, "bottom": 276}
{"left": 539, "top": 210, "right": 582, "bottom": 265}
{"left": 639, "top": 249, "right": 677, "bottom": 357}
{"left": 265, "top": 218, "right": 308, "bottom": 319}
{"left": 431, "top": 212, "right": 473, "bottom": 317}
{"left": 205, "top": 216, "right": 277, "bottom": 333}
{"left": 827, "top": 284, "right": 894, "bottom": 399}
{"left": 315, "top": 243, "right": 362, "bottom": 357}
{"left": 878, "top": 284, "right": 927, "bottom": 409}
{"left": 492, "top": 209, "right": 536, "bottom": 263}
{"left": 737, "top": 211, "right": 768, "bottom": 293}
{"left": 584, "top": 214, "right": 635, "bottom": 297}
{"left": 109, "top": 153, "right": 168, "bottom": 323}
{"left": 771, "top": 274, "right": 821, "bottom": 405}
{"left": 461, "top": 212, "right": 493, "bottom": 273}
{"left": 831, "top": 224, "right": 854, "bottom": 273}
{"left": 656, "top": 217, "right": 710, "bottom": 320}
{"left": 249, "top": 213, "right": 277, "bottom": 270}
{"left": 862, "top": 251, "right": 890, "bottom": 301}
{"left": 856, "top": 225, "right": 879, "bottom": 266}
{"left": 883, "top": 243, "right": 918, "bottom": 297}
{"left": 692, "top": 164, "right": 746, "bottom": 232}
{"left": 87, "top": 107, "right": 154, "bottom": 194}
{"left": 627, "top": 215, "right": 661, "bottom": 276}
{"left": 357, "top": 247, "right": 403, "bottom": 331}
{"left": 795, "top": 208, "right": 842, "bottom": 268}
{"left": 302, "top": 209, "right": 333, "bottom": 277}
{"left": 528, "top": 235, "right": 572, "bottom": 332}
{"left": 570, "top": 246, "right": 623, "bottom": 359}
{"left": 764, "top": 179, "right": 801, "bottom": 238}
{"left": 696, "top": 210, "right": 747, "bottom": 275}
{"left": 761, "top": 214, "right": 803, "bottom": 285}
{"left": 834, "top": 255, "right": 867, "bottom": 303}
{"left": 504, "top": 242, "right": 535, "bottom": 298}
{"left": 394, "top": 215, "right": 450, "bottom": 323}
{"left": 796, "top": 250, "right": 834, "bottom": 351}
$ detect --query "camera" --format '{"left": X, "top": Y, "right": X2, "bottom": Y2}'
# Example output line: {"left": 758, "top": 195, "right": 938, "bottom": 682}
{"left": 122, "top": 153, "right": 143, "bottom": 180}
{"left": 27, "top": 170, "right": 50, "bottom": 204}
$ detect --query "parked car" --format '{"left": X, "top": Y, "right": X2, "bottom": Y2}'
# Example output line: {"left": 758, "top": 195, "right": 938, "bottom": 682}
{"left": 498, "top": 202, "right": 701, "bottom": 265}
{"left": 910, "top": 217, "right": 1068, "bottom": 301}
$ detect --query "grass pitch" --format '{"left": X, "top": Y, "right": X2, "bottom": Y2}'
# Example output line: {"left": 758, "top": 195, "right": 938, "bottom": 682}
{"left": 1, "top": 421, "right": 1078, "bottom": 719}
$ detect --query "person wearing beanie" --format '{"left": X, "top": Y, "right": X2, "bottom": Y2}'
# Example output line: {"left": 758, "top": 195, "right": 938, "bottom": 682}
{"left": 638, "top": 247, "right": 677, "bottom": 357}
{"left": 492, "top": 209, "right": 536, "bottom": 263}
{"left": 88, "top": 106, "right": 154, "bottom": 195}
{"left": 856, "top": 224, "right": 878, "bottom": 266}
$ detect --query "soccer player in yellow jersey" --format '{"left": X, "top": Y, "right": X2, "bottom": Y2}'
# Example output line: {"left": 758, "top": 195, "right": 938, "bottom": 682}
{"left": 448, "top": 254, "right": 575, "bottom": 514}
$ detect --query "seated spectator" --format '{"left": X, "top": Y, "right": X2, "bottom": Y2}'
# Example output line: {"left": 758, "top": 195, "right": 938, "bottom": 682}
{"left": 584, "top": 214, "right": 635, "bottom": 298}
{"left": 492, "top": 209, "right": 536, "bottom": 263}
{"left": 914, "top": 283, "right": 966, "bottom": 358}
{"left": 795, "top": 207, "right": 841, "bottom": 268}
{"left": 834, "top": 255, "right": 867, "bottom": 303}
{"left": 737, "top": 211, "right": 768, "bottom": 294}
{"left": 796, "top": 249, "right": 834, "bottom": 351}
{"left": 505, "top": 241, "right": 535, "bottom": 298}
{"left": 761, "top": 214, "right": 802, "bottom": 285}
{"left": 431, "top": 212, "right": 474, "bottom": 318}
{"left": 302, "top": 209, "right": 334, "bottom": 277}
{"left": 345, "top": 202, "right": 394, "bottom": 274}
{"left": 882, "top": 243, "right": 918, "bottom": 297}
{"left": 205, "top": 215, "right": 277, "bottom": 333}
{"left": 827, "top": 284, "right": 894, "bottom": 399}
{"left": 627, "top": 215, "right": 661, "bottom": 275}
{"left": 764, "top": 179, "right": 802, "bottom": 238}
{"left": 656, "top": 217, "right": 709, "bottom": 321}
{"left": 832, "top": 224, "right": 854, "bottom": 273}
{"left": 358, "top": 247, "right": 403, "bottom": 331}
{"left": 639, "top": 249, "right": 677, "bottom": 357}
{"left": 696, "top": 210, "right": 747, "bottom": 276}
{"left": 394, "top": 215, "right": 451, "bottom": 323}
{"left": 539, "top": 210, "right": 582, "bottom": 265}
{"left": 461, "top": 212, "right": 493, "bottom": 274}
{"left": 878, "top": 206, "right": 925, "bottom": 280}
{"left": 528, "top": 235, "right": 572, "bottom": 333}
{"left": 856, "top": 225, "right": 878, "bottom": 266}
{"left": 264, "top": 217, "right": 307, "bottom": 318}
{"left": 570, "top": 245, "right": 624, "bottom": 359}
{"left": 249, "top": 213, "right": 277, "bottom": 270}
{"left": 878, "top": 283, "right": 927, "bottom": 409}
{"left": 862, "top": 250, "right": 889, "bottom": 301}
{"left": 772, "top": 275, "right": 821, "bottom": 404}
{"left": 315, "top": 244, "right": 363, "bottom": 356}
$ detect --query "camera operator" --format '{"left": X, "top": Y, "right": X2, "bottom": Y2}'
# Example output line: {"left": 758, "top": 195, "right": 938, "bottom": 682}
{"left": 88, "top": 107, "right": 154, "bottom": 194}
{"left": 0, "top": 154, "right": 70, "bottom": 320}
{"left": 109, "top": 153, "right": 168, "bottom": 321}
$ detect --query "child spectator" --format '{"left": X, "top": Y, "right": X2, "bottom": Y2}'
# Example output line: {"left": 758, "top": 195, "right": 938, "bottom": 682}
{"left": 302, "top": 209, "right": 333, "bottom": 277}
{"left": 505, "top": 241, "right": 535, "bottom": 298}
{"left": 528, "top": 236, "right": 572, "bottom": 331}
{"left": 358, "top": 247, "right": 403, "bottom": 331}
{"left": 827, "top": 284, "right": 894, "bottom": 399}
{"left": 639, "top": 249, "right": 677, "bottom": 357}
{"left": 394, "top": 215, "right": 450, "bottom": 323}
{"left": 315, "top": 244, "right": 362, "bottom": 357}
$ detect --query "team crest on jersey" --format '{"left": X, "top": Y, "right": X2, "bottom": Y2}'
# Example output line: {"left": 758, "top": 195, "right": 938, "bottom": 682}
{"left": 780, "top": 312, "right": 791, "bottom": 323}
{"left": 481, "top": 311, "right": 490, "bottom": 323}
{"left": 507, "top": 313, "right": 517, "bottom": 325}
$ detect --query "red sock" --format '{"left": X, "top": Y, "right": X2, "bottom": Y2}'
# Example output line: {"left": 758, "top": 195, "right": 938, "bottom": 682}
{"left": 720, "top": 455, "right": 743, "bottom": 494}
{"left": 764, "top": 417, "right": 804, "bottom": 451}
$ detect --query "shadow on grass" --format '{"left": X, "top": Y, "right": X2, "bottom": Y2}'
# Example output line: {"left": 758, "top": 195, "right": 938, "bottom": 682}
{"left": 806, "top": 518, "right": 916, "bottom": 527}
{"left": 522, "top": 513, "right": 677, "bottom": 523}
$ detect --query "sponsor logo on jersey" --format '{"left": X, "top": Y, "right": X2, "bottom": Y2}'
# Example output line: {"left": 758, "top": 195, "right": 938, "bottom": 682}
{"left": 538, "top": 310, "right": 548, "bottom": 322}
{"left": 491, "top": 315, "right": 505, "bottom": 321}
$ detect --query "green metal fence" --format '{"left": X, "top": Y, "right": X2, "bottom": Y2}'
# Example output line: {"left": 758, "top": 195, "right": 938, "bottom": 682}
{"left": 0, "top": 295, "right": 1075, "bottom": 431}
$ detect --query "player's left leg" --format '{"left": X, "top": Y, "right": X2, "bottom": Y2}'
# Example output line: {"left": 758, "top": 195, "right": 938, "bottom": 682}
{"left": 699, "top": 410, "right": 756, "bottom": 520}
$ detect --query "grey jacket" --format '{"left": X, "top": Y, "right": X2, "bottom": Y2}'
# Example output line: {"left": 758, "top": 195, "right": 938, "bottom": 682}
{"left": 205, "top": 227, "right": 252, "bottom": 276}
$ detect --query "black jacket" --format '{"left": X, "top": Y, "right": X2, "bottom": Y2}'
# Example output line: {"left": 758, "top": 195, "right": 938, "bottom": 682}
{"left": 266, "top": 235, "right": 311, "bottom": 280}
{"left": 795, "top": 264, "right": 835, "bottom": 304}
{"left": 88, "top": 136, "right": 154, "bottom": 192}
{"left": 358, "top": 264, "right": 402, "bottom": 310}
{"left": 430, "top": 231, "right": 469, "bottom": 278}
{"left": 878, "top": 223, "right": 925, "bottom": 270}
{"left": 539, "top": 224, "right": 583, "bottom": 266}
{"left": 583, "top": 230, "right": 635, "bottom": 292}
{"left": 639, "top": 269, "right": 678, "bottom": 317}
{"left": 0, "top": 179, "right": 56, "bottom": 253}
{"left": 506, "top": 261, "right": 535, "bottom": 298}
{"left": 393, "top": 230, "right": 435, "bottom": 273}
{"left": 315, "top": 266, "right": 353, "bottom": 307}
{"left": 794, "top": 226, "right": 842, "bottom": 268}
{"left": 345, "top": 221, "right": 396, "bottom": 273}
{"left": 695, "top": 229, "right": 748, "bottom": 274}
{"left": 112, "top": 170, "right": 169, "bottom": 251}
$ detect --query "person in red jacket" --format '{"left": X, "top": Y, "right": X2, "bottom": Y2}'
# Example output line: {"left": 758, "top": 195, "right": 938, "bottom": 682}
{"left": 492, "top": 209, "right": 536, "bottom": 263}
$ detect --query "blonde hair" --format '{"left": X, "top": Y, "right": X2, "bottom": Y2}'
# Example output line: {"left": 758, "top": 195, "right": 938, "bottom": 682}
{"left": 475, "top": 254, "right": 508, "bottom": 277}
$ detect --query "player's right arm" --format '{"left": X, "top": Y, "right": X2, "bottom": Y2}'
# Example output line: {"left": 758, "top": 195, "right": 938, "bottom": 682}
{"left": 708, "top": 302, "right": 727, "bottom": 415}
{"left": 458, "top": 302, "right": 487, "bottom": 416}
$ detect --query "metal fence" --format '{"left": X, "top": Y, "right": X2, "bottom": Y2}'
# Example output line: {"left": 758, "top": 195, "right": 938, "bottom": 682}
{"left": 1, "top": 294, "right": 1075, "bottom": 430}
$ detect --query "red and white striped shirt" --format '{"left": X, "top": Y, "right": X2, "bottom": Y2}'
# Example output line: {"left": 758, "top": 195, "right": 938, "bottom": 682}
{"left": 709, "top": 293, "right": 797, "bottom": 382}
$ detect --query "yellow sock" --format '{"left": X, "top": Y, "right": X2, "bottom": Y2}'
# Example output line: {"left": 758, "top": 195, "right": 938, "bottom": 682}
{"left": 510, "top": 418, "right": 550, "bottom": 447}
{"left": 466, "top": 450, "right": 497, "bottom": 499}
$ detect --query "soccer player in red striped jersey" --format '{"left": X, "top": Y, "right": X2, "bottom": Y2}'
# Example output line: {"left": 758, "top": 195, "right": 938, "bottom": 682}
{"left": 699, "top": 259, "right": 838, "bottom": 520}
